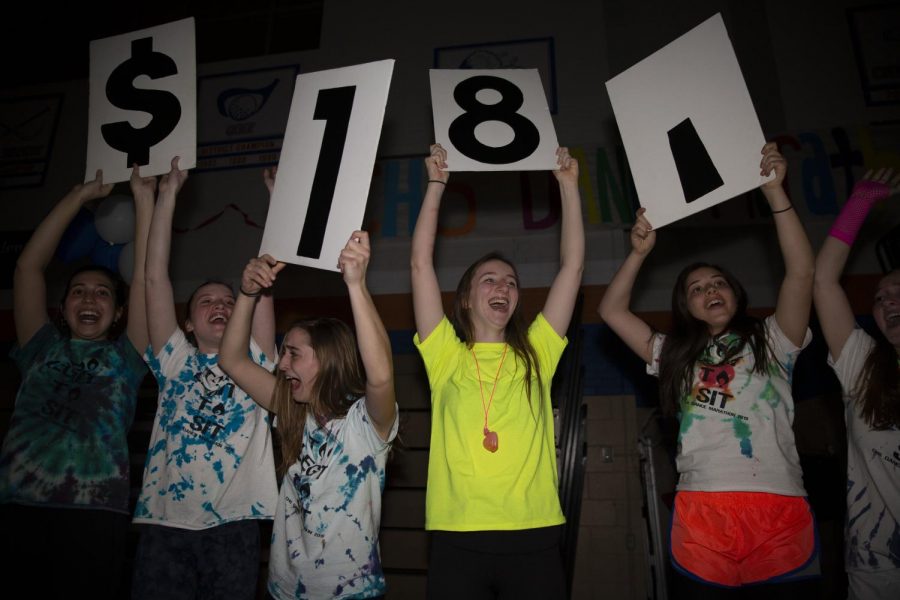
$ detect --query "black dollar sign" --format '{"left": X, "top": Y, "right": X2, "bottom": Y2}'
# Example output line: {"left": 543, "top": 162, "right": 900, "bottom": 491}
{"left": 101, "top": 37, "right": 182, "bottom": 167}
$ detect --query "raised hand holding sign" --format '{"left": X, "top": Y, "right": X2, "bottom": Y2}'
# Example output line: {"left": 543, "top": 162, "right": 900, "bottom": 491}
{"left": 86, "top": 18, "right": 196, "bottom": 184}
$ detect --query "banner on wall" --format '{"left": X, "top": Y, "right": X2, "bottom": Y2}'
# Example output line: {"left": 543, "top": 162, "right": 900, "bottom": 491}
{"left": 430, "top": 69, "right": 559, "bottom": 172}
{"left": 259, "top": 59, "right": 395, "bottom": 272}
{"left": 0, "top": 94, "right": 64, "bottom": 190}
{"left": 606, "top": 13, "right": 772, "bottom": 229}
{"left": 196, "top": 64, "right": 299, "bottom": 172}
{"left": 86, "top": 17, "right": 197, "bottom": 184}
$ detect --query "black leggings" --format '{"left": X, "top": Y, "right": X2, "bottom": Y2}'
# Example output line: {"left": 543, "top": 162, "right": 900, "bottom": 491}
{"left": 1, "top": 504, "right": 130, "bottom": 600}
{"left": 426, "top": 526, "right": 566, "bottom": 600}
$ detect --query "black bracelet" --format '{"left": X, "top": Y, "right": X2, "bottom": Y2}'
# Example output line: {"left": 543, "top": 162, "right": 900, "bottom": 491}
{"left": 771, "top": 204, "right": 793, "bottom": 214}
{"left": 428, "top": 179, "right": 446, "bottom": 186}
{"left": 240, "top": 287, "right": 262, "bottom": 298}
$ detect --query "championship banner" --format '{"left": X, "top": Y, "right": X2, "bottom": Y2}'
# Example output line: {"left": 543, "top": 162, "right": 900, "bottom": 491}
{"left": 430, "top": 69, "right": 559, "bottom": 172}
{"left": 606, "top": 13, "right": 772, "bottom": 228}
{"left": 259, "top": 59, "right": 394, "bottom": 272}
{"left": 86, "top": 17, "right": 197, "bottom": 184}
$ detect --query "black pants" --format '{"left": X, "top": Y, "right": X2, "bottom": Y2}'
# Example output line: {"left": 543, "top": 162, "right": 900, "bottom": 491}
{"left": 131, "top": 520, "right": 261, "bottom": 600}
{"left": 426, "top": 526, "right": 566, "bottom": 600}
{"left": 1, "top": 504, "right": 130, "bottom": 600}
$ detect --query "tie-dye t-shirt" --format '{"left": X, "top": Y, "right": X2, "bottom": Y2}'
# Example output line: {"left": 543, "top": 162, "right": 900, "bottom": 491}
{"left": 267, "top": 397, "right": 398, "bottom": 600}
{"left": 648, "top": 316, "right": 810, "bottom": 495}
{"left": 828, "top": 328, "right": 900, "bottom": 575}
{"left": 134, "top": 328, "right": 278, "bottom": 529}
{"left": 0, "top": 323, "right": 145, "bottom": 513}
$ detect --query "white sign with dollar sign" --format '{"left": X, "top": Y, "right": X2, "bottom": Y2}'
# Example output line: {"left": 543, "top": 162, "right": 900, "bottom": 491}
{"left": 86, "top": 17, "right": 197, "bottom": 184}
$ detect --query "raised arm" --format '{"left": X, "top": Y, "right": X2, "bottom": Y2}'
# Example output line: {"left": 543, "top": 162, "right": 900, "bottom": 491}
{"left": 219, "top": 255, "right": 284, "bottom": 412}
{"left": 761, "top": 142, "right": 815, "bottom": 347}
{"left": 542, "top": 147, "right": 585, "bottom": 337}
{"left": 341, "top": 231, "right": 396, "bottom": 441}
{"left": 410, "top": 144, "right": 449, "bottom": 341}
{"left": 597, "top": 208, "right": 657, "bottom": 365}
{"left": 126, "top": 165, "right": 156, "bottom": 354}
{"left": 815, "top": 169, "right": 900, "bottom": 359}
{"left": 249, "top": 167, "right": 280, "bottom": 358}
{"left": 145, "top": 157, "right": 188, "bottom": 355}
{"left": 14, "top": 170, "right": 113, "bottom": 345}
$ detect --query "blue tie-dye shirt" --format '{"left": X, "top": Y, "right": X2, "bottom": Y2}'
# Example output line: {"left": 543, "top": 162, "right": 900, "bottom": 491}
{"left": 0, "top": 323, "right": 146, "bottom": 513}
{"left": 134, "top": 328, "right": 278, "bottom": 529}
{"left": 267, "top": 397, "right": 398, "bottom": 600}
{"left": 829, "top": 328, "right": 900, "bottom": 574}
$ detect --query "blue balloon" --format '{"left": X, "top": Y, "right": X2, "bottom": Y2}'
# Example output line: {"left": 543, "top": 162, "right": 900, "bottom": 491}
{"left": 90, "top": 239, "right": 125, "bottom": 272}
{"left": 56, "top": 208, "right": 101, "bottom": 263}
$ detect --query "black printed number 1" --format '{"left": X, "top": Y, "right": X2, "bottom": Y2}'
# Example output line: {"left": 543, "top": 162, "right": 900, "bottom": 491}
{"left": 297, "top": 85, "right": 357, "bottom": 259}
{"left": 448, "top": 76, "right": 540, "bottom": 164}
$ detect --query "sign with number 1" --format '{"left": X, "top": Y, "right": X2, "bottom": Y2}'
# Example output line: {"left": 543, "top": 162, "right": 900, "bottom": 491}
{"left": 259, "top": 60, "right": 394, "bottom": 271}
{"left": 430, "top": 69, "right": 559, "bottom": 171}
{"left": 86, "top": 18, "right": 196, "bottom": 184}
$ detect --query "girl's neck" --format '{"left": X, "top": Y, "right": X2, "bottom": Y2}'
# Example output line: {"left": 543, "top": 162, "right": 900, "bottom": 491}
{"left": 197, "top": 340, "right": 220, "bottom": 355}
{"left": 472, "top": 323, "right": 506, "bottom": 344}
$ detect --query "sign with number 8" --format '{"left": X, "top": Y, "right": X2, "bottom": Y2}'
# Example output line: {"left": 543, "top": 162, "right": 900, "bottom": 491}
{"left": 430, "top": 69, "right": 559, "bottom": 171}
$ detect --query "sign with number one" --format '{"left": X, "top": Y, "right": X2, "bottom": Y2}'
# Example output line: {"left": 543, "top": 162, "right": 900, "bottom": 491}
{"left": 430, "top": 69, "right": 559, "bottom": 171}
{"left": 259, "top": 59, "right": 394, "bottom": 271}
{"left": 86, "top": 18, "right": 197, "bottom": 185}
{"left": 605, "top": 13, "right": 772, "bottom": 229}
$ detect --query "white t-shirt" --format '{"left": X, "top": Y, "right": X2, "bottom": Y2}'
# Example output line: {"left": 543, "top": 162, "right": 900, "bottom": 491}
{"left": 268, "top": 397, "right": 398, "bottom": 600}
{"left": 829, "top": 328, "right": 900, "bottom": 574}
{"left": 134, "top": 328, "right": 278, "bottom": 529}
{"left": 648, "top": 316, "right": 810, "bottom": 495}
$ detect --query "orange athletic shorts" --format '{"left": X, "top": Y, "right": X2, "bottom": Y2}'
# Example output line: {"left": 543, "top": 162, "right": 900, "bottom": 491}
{"left": 670, "top": 491, "right": 819, "bottom": 588}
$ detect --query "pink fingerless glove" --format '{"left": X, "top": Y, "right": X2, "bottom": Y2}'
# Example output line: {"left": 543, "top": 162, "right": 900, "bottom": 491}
{"left": 828, "top": 180, "right": 891, "bottom": 246}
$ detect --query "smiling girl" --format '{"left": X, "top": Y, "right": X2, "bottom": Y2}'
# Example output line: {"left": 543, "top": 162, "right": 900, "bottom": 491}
{"left": 219, "top": 232, "right": 397, "bottom": 600}
{"left": 0, "top": 167, "right": 152, "bottom": 598}
{"left": 131, "top": 160, "right": 279, "bottom": 600}
{"left": 814, "top": 169, "right": 900, "bottom": 600}
{"left": 599, "top": 143, "right": 819, "bottom": 596}
{"left": 411, "top": 144, "right": 583, "bottom": 599}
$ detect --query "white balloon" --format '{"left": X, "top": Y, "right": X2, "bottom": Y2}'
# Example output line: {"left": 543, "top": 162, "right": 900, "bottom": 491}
{"left": 118, "top": 240, "right": 136, "bottom": 284}
{"left": 95, "top": 194, "right": 135, "bottom": 244}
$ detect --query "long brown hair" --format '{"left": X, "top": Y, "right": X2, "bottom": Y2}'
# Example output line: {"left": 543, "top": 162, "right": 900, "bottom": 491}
{"left": 451, "top": 252, "right": 544, "bottom": 409}
{"left": 271, "top": 318, "right": 365, "bottom": 476}
{"left": 658, "top": 262, "right": 773, "bottom": 415}
{"left": 854, "top": 327, "right": 900, "bottom": 430}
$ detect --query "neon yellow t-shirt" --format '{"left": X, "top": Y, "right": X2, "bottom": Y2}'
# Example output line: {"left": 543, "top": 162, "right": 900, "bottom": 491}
{"left": 414, "top": 314, "right": 567, "bottom": 531}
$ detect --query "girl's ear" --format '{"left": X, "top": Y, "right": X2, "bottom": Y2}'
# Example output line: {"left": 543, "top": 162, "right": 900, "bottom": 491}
{"left": 185, "top": 319, "right": 194, "bottom": 333}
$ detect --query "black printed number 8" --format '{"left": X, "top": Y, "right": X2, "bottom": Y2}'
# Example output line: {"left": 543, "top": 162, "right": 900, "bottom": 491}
{"left": 448, "top": 75, "right": 540, "bottom": 164}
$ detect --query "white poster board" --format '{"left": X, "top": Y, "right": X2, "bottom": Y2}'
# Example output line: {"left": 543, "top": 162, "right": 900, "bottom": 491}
{"left": 259, "top": 59, "right": 395, "bottom": 272}
{"left": 86, "top": 17, "right": 197, "bottom": 184}
{"left": 430, "top": 69, "right": 559, "bottom": 171}
{"left": 605, "top": 13, "right": 772, "bottom": 229}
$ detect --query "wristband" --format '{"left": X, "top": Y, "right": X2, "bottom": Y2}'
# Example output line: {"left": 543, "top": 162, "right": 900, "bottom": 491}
{"left": 828, "top": 180, "right": 890, "bottom": 246}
